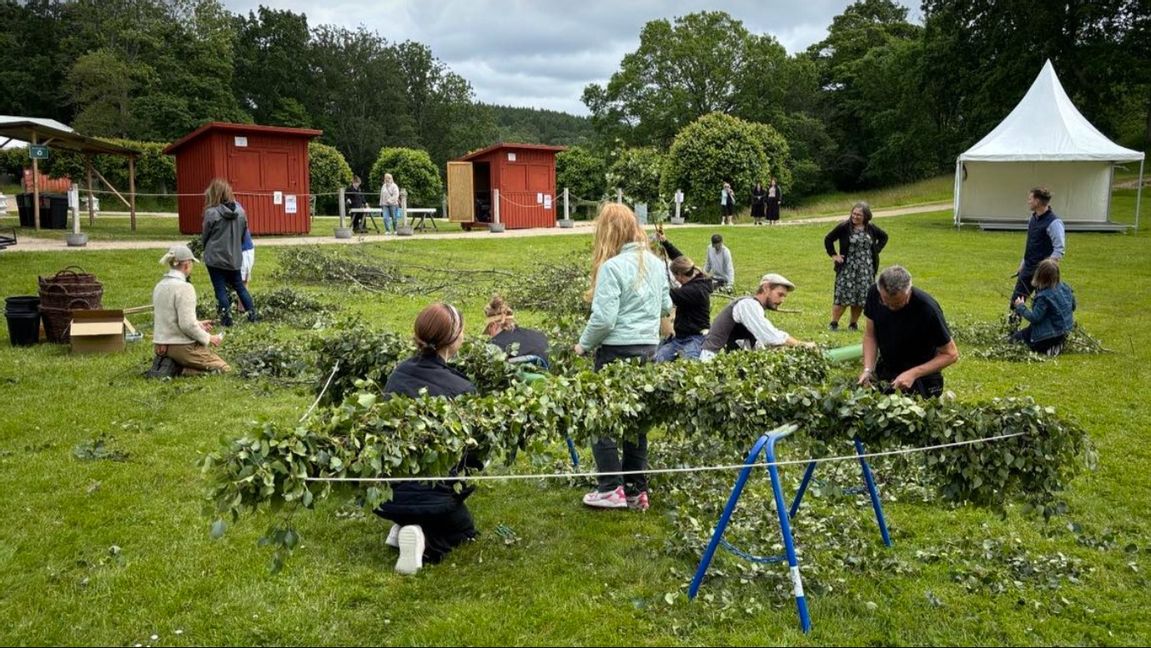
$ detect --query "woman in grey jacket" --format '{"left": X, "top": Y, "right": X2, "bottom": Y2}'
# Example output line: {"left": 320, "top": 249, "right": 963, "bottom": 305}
{"left": 201, "top": 178, "right": 257, "bottom": 326}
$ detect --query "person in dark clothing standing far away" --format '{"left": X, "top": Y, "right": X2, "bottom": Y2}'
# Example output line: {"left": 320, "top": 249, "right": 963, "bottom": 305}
{"left": 859, "top": 266, "right": 959, "bottom": 398}
{"left": 653, "top": 230, "right": 714, "bottom": 361}
{"left": 1010, "top": 258, "right": 1075, "bottom": 355}
{"left": 201, "top": 178, "right": 256, "bottom": 326}
{"left": 346, "top": 175, "right": 369, "bottom": 233}
{"left": 698, "top": 273, "right": 814, "bottom": 362}
{"left": 375, "top": 302, "right": 480, "bottom": 575}
{"left": 484, "top": 294, "right": 550, "bottom": 368}
{"left": 1012, "top": 187, "right": 1065, "bottom": 309}
{"left": 750, "top": 181, "right": 767, "bottom": 226}
{"left": 765, "top": 177, "right": 782, "bottom": 225}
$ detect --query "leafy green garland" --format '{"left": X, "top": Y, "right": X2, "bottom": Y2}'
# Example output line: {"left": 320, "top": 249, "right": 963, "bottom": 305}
{"left": 201, "top": 347, "right": 1089, "bottom": 568}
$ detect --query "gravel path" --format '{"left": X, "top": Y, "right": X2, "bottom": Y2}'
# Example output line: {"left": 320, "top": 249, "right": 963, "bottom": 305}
{"left": 2, "top": 202, "right": 951, "bottom": 253}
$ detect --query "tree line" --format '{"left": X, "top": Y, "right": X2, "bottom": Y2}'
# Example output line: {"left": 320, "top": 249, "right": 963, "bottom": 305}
{"left": 1, "top": 0, "right": 1145, "bottom": 204}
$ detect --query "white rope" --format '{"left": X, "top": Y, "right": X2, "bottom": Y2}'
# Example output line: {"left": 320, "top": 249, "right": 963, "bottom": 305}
{"left": 498, "top": 193, "right": 548, "bottom": 209}
{"left": 75, "top": 188, "right": 344, "bottom": 198}
{"left": 303, "top": 431, "right": 1026, "bottom": 484}
{"left": 299, "top": 360, "right": 341, "bottom": 423}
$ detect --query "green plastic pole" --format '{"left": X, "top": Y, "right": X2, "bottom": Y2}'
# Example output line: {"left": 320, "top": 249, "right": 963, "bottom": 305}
{"left": 823, "top": 343, "right": 863, "bottom": 364}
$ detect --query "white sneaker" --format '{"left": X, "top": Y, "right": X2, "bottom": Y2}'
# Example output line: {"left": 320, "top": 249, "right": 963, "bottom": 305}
{"left": 395, "top": 525, "right": 425, "bottom": 575}
{"left": 582, "top": 485, "right": 628, "bottom": 509}
{"left": 385, "top": 524, "right": 400, "bottom": 548}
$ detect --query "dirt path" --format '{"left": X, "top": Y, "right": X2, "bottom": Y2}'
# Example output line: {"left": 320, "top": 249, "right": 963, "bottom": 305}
{"left": 3, "top": 202, "right": 952, "bottom": 253}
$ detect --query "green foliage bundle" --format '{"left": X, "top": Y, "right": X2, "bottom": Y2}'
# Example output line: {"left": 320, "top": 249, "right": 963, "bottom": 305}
{"left": 660, "top": 113, "right": 793, "bottom": 222}
{"left": 368, "top": 148, "right": 443, "bottom": 209}
{"left": 231, "top": 331, "right": 313, "bottom": 381}
{"left": 308, "top": 142, "right": 354, "bottom": 216}
{"left": 203, "top": 346, "right": 1089, "bottom": 562}
{"left": 274, "top": 246, "right": 411, "bottom": 294}
{"left": 950, "top": 318, "right": 1108, "bottom": 362}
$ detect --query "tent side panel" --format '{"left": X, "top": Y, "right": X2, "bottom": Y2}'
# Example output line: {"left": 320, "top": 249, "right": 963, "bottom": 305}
{"left": 958, "top": 161, "right": 1112, "bottom": 223}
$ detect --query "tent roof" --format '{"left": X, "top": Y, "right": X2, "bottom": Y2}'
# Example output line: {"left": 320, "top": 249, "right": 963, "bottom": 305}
{"left": 958, "top": 61, "right": 1144, "bottom": 163}
{"left": 0, "top": 115, "right": 138, "bottom": 156}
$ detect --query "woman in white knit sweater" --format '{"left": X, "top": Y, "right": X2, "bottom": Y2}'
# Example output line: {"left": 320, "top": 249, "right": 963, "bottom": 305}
{"left": 152, "top": 244, "right": 229, "bottom": 374}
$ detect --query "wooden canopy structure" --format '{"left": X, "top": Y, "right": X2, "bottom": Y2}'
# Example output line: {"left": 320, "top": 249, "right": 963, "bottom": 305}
{"left": 0, "top": 116, "right": 140, "bottom": 231}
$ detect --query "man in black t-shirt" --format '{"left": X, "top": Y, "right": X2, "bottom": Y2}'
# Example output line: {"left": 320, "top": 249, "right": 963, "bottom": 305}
{"left": 859, "top": 266, "right": 959, "bottom": 398}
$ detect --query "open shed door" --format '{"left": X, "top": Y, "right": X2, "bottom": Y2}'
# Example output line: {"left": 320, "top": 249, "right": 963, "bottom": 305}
{"left": 447, "top": 161, "right": 474, "bottom": 222}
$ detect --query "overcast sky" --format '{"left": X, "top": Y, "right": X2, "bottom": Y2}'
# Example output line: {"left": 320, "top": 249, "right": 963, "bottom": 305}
{"left": 222, "top": 1, "right": 921, "bottom": 115}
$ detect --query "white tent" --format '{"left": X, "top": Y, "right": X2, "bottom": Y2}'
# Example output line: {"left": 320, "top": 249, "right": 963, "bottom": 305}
{"left": 953, "top": 60, "right": 1144, "bottom": 231}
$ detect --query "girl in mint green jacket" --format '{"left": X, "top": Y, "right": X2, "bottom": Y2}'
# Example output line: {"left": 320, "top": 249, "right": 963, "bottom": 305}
{"left": 574, "top": 204, "right": 671, "bottom": 511}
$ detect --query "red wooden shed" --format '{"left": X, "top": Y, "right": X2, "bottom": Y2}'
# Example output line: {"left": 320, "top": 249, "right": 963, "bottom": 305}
{"left": 164, "top": 122, "right": 322, "bottom": 235}
{"left": 447, "top": 143, "right": 565, "bottom": 230}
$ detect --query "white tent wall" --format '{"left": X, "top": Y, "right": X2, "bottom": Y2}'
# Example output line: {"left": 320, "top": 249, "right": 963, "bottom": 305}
{"left": 957, "top": 161, "right": 1113, "bottom": 223}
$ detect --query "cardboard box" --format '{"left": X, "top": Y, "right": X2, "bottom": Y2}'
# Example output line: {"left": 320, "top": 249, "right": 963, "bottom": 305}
{"left": 70, "top": 309, "right": 125, "bottom": 354}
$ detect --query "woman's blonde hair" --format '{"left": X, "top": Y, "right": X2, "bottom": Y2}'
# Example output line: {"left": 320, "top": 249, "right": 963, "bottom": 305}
{"left": 204, "top": 178, "right": 234, "bottom": 208}
{"left": 586, "top": 203, "right": 648, "bottom": 301}
{"left": 1031, "top": 258, "right": 1061, "bottom": 290}
{"left": 484, "top": 294, "right": 516, "bottom": 336}
{"left": 670, "top": 256, "right": 705, "bottom": 280}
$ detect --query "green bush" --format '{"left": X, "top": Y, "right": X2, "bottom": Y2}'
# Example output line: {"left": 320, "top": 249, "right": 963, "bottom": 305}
{"left": 660, "top": 112, "right": 793, "bottom": 222}
{"left": 308, "top": 142, "right": 354, "bottom": 216}
{"left": 368, "top": 147, "right": 443, "bottom": 209}
{"left": 606, "top": 146, "right": 664, "bottom": 207}
{"left": 555, "top": 146, "right": 608, "bottom": 204}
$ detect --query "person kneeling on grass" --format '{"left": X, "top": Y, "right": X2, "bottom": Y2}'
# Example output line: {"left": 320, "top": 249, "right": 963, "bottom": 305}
{"left": 1010, "top": 258, "right": 1075, "bottom": 356}
{"left": 374, "top": 302, "right": 481, "bottom": 575}
{"left": 150, "top": 244, "right": 228, "bottom": 376}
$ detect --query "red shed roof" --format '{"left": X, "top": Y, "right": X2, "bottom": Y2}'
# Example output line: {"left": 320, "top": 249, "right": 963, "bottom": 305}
{"left": 164, "top": 122, "right": 323, "bottom": 155}
{"left": 456, "top": 142, "right": 567, "bottom": 162}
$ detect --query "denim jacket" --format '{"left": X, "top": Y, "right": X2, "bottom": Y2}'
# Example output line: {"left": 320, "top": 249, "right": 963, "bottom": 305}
{"left": 1014, "top": 282, "right": 1075, "bottom": 342}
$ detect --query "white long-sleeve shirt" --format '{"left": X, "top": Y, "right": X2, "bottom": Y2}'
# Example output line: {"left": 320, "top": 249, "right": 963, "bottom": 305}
{"left": 704, "top": 245, "right": 734, "bottom": 285}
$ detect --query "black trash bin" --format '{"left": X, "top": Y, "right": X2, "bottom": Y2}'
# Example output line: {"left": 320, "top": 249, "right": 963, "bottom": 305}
{"left": 5, "top": 296, "right": 40, "bottom": 346}
{"left": 16, "top": 193, "right": 34, "bottom": 228}
{"left": 39, "top": 194, "right": 69, "bottom": 229}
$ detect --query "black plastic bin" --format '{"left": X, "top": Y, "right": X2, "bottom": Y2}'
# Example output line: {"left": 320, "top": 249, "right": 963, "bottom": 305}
{"left": 5, "top": 296, "right": 40, "bottom": 313}
{"left": 5, "top": 310, "right": 39, "bottom": 346}
{"left": 16, "top": 193, "right": 34, "bottom": 228}
{"left": 39, "top": 194, "right": 69, "bottom": 229}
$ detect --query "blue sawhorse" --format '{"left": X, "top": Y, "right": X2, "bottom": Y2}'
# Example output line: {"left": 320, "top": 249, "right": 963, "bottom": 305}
{"left": 687, "top": 425, "right": 893, "bottom": 634}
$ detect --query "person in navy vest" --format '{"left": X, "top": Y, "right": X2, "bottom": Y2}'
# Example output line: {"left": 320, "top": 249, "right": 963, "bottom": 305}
{"left": 1012, "top": 187, "right": 1065, "bottom": 309}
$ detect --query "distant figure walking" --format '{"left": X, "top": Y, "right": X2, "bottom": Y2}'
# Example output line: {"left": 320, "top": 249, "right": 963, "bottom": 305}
{"left": 720, "top": 182, "right": 735, "bottom": 225}
{"left": 201, "top": 178, "right": 256, "bottom": 326}
{"left": 379, "top": 173, "right": 401, "bottom": 235}
{"left": 765, "top": 177, "right": 782, "bottom": 225}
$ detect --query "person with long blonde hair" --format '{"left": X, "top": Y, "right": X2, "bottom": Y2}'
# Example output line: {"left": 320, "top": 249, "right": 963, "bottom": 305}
{"left": 574, "top": 203, "right": 671, "bottom": 511}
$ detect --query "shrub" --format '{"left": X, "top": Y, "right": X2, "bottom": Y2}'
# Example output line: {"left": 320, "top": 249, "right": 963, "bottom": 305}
{"left": 309, "top": 142, "right": 354, "bottom": 216}
{"left": 606, "top": 146, "right": 664, "bottom": 207}
{"left": 660, "top": 113, "right": 793, "bottom": 222}
{"left": 368, "top": 147, "right": 443, "bottom": 209}
{"left": 555, "top": 146, "right": 608, "bottom": 204}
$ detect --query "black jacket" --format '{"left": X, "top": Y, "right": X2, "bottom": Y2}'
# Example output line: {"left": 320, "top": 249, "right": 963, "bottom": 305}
{"left": 659, "top": 239, "right": 715, "bottom": 338}
{"left": 346, "top": 184, "right": 368, "bottom": 209}
{"left": 376, "top": 355, "right": 479, "bottom": 516}
{"left": 823, "top": 220, "right": 889, "bottom": 275}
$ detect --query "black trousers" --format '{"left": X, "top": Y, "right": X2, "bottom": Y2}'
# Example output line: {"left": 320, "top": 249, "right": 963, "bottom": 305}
{"left": 591, "top": 344, "right": 656, "bottom": 493}
{"left": 1011, "top": 328, "right": 1066, "bottom": 353}
{"left": 379, "top": 504, "right": 477, "bottom": 564}
{"left": 1011, "top": 268, "right": 1036, "bottom": 308}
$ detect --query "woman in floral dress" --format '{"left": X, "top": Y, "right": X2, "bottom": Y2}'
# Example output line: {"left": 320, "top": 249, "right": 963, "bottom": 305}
{"left": 823, "top": 201, "right": 889, "bottom": 331}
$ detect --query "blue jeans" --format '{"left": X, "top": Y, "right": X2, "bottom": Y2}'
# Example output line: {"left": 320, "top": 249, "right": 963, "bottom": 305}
{"left": 382, "top": 205, "right": 399, "bottom": 232}
{"left": 654, "top": 334, "right": 704, "bottom": 362}
{"left": 206, "top": 266, "right": 255, "bottom": 325}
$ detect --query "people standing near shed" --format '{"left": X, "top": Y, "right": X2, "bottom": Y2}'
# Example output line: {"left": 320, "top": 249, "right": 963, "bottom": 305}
{"left": 824, "top": 201, "right": 888, "bottom": 331}
{"left": 1011, "top": 187, "right": 1065, "bottom": 310}
{"left": 720, "top": 182, "right": 736, "bottom": 225}
{"left": 574, "top": 203, "right": 672, "bottom": 511}
{"left": 346, "top": 176, "right": 369, "bottom": 233}
{"left": 751, "top": 182, "right": 767, "bottom": 226}
{"left": 379, "top": 173, "right": 401, "bottom": 235}
{"left": 201, "top": 178, "right": 256, "bottom": 326}
{"left": 766, "top": 177, "right": 782, "bottom": 225}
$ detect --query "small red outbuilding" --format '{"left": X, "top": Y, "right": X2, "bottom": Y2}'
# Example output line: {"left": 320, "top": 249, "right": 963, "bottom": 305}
{"left": 164, "top": 122, "right": 322, "bottom": 235}
{"left": 447, "top": 143, "right": 565, "bottom": 230}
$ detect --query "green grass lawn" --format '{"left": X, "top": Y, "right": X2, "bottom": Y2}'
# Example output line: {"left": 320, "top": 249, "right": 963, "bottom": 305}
{"left": 0, "top": 190, "right": 1149, "bottom": 645}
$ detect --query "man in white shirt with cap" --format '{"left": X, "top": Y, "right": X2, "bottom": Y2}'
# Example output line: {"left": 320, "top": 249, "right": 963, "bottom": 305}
{"left": 699, "top": 273, "right": 813, "bottom": 361}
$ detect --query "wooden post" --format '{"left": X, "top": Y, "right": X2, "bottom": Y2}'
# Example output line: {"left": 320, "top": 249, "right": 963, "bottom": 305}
{"left": 128, "top": 156, "right": 137, "bottom": 232}
{"left": 492, "top": 188, "right": 500, "bottom": 224}
{"left": 564, "top": 187, "right": 570, "bottom": 221}
{"left": 617, "top": 188, "right": 623, "bottom": 204}
{"left": 86, "top": 156, "right": 96, "bottom": 225}
{"left": 31, "top": 132, "right": 40, "bottom": 232}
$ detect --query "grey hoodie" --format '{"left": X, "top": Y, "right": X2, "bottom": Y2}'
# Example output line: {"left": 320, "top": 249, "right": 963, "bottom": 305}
{"left": 201, "top": 202, "right": 247, "bottom": 270}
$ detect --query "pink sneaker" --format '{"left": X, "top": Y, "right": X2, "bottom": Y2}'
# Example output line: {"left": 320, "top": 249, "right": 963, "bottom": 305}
{"left": 627, "top": 491, "right": 650, "bottom": 511}
{"left": 582, "top": 485, "right": 628, "bottom": 509}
